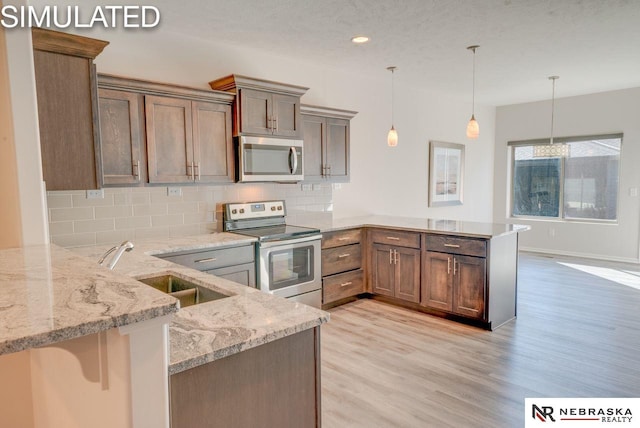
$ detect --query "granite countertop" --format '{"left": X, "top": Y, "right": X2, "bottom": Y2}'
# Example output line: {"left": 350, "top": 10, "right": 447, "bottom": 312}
{"left": 289, "top": 213, "right": 530, "bottom": 238}
{"left": 73, "top": 232, "right": 330, "bottom": 375}
{"left": 0, "top": 245, "right": 179, "bottom": 356}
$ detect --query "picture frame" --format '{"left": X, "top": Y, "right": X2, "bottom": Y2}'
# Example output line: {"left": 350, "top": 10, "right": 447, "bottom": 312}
{"left": 428, "top": 141, "right": 465, "bottom": 207}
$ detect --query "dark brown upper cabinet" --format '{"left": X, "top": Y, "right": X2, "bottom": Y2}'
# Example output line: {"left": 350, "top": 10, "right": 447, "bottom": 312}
{"left": 301, "top": 105, "right": 357, "bottom": 183}
{"left": 209, "top": 75, "right": 308, "bottom": 138}
{"left": 97, "top": 75, "right": 235, "bottom": 186}
{"left": 31, "top": 28, "right": 108, "bottom": 191}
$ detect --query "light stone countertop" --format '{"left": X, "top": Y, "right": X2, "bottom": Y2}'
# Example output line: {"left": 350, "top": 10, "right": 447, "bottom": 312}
{"left": 72, "top": 232, "right": 330, "bottom": 375}
{"left": 0, "top": 244, "right": 179, "bottom": 356}
{"left": 288, "top": 213, "right": 530, "bottom": 238}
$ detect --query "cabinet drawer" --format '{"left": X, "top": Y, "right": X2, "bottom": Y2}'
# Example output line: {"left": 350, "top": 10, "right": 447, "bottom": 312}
{"left": 425, "top": 235, "right": 486, "bottom": 257}
{"left": 322, "top": 244, "right": 361, "bottom": 276}
{"left": 206, "top": 262, "right": 256, "bottom": 287}
{"left": 323, "top": 269, "right": 364, "bottom": 304}
{"left": 370, "top": 229, "right": 421, "bottom": 249}
{"left": 322, "top": 228, "right": 361, "bottom": 249}
{"left": 159, "top": 245, "right": 255, "bottom": 271}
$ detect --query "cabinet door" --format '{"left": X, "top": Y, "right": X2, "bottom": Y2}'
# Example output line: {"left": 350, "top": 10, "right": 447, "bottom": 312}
{"left": 239, "top": 89, "right": 272, "bottom": 135}
{"left": 325, "top": 118, "right": 349, "bottom": 181}
{"left": 98, "top": 89, "right": 145, "bottom": 186}
{"left": 192, "top": 101, "right": 234, "bottom": 183}
{"left": 272, "top": 93, "right": 302, "bottom": 138}
{"left": 34, "top": 51, "right": 99, "bottom": 190}
{"left": 371, "top": 244, "right": 395, "bottom": 297}
{"left": 207, "top": 262, "right": 256, "bottom": 288}
{"left": 394, "top": 247, "right": 421, "bottom": 303}
{"left": 453, "top": 255, "right": 486, "bottom": 319}
{"left": 423, "top": 251, "right": 453, "bottom": 311}
{"left": 145, "top": 96, "right": 194, "bottom": 183}
{"left": 301, "top": 114, "right": 325, "bottom": 181}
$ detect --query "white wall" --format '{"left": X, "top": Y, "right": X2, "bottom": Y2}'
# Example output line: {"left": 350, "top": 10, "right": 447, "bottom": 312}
{"left": 3, "top": 10, "right": 49, "bottom": 246}
{"left": 81, "top": 29, "right": 495, "bottom": 223}
{"left": 494, "top": 88, "right": 640, "bottom": 262}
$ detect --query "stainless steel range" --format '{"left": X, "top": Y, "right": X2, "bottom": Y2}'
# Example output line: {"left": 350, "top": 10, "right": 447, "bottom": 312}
{"left": 223, "top": 200, "right": 322, "bottom": 308}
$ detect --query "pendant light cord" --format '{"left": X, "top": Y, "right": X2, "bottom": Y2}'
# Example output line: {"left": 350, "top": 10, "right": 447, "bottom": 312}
{"left": 471, "top": 48, "right": 475, "bottom": 116}
{"left": 549, "top": 76, "right": 559, "bottom": 145}
{"left": 391, "top": 67, "right": 395, "bottom": 126}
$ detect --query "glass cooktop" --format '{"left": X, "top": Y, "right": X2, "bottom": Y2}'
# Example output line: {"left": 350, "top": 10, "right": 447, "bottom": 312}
{"left": 231, "top": 225, "right": 321, "bottom": 242}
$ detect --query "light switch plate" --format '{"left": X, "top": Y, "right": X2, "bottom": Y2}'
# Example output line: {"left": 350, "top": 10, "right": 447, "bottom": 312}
{"left": 86, "top": 189, "right": 104, "bottom": 199}
{"left": 630, "top": 187, "right": 638, "bottom": 197}
{"left": 167, "top": 187, "right": 182, "bottom": 197}
{"left": 332, "top": 183, "right": 342, "bottom": 190}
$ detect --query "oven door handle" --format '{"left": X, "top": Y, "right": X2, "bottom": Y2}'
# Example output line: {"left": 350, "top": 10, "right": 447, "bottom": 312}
{"left": 259, "top": 234, "right": 322, "bottom": 248}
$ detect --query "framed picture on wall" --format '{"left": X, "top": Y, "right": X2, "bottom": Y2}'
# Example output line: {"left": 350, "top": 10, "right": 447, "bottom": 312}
{"left": 428, "top": 141, "right": 465, "bottom": 207}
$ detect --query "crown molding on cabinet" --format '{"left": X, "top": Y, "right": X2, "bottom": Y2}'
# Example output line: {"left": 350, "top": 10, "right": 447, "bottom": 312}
{"left": 209, "top": 74, "right": 309, "bottom": 97}
{"left": 98, "top": 74, "right": 235, "bottom": 105}
{"left": 31, "top": 27, "right": 108, "bottom": 59}
{"left": 300, "top": 104, "right": 358, "bottom": 120}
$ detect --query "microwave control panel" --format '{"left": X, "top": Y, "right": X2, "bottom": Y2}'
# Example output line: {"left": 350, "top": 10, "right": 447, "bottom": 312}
{"left": 225, "top": 200, "right": 286, "bottom": 221}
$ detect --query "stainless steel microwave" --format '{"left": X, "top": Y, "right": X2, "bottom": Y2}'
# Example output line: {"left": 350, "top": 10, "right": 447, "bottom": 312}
{"left": 237, "top": 136, "right": 304, "bottom": 182}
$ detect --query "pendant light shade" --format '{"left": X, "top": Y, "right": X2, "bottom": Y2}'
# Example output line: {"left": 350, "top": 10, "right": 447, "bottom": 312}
{"left": 466, "top": 45, "right": 480, "bottom": 140}
{"left": 387, "top": 66, "right": 398, "bottom": 147}
{"left": 466, "top": 115, "right": 479, "bottom": 139}
{"left": 387, "top": 126, "right": 398, "bottom": 147}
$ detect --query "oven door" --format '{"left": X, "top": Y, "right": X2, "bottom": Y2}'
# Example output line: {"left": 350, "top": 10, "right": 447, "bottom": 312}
{"left": 238, "top": 136, "right": 303, "bottom": 182}
{"left": 258, "top": 235, "right": 321, "bottom": 299}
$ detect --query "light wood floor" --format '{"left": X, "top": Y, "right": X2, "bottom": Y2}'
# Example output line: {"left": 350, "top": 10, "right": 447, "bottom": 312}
{"left": 320, "top": 252, "right": 640, "bottom": 427}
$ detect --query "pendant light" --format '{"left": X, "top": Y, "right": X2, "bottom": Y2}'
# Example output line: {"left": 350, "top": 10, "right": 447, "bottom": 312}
{"left": 387, "top": 66, "right": 398, "bottom": 147}
{"left": 534, "top": 76, "right": 570, "bottom": 157}
{"left": 466, "top": 45, "right": 480, "bottom": 139}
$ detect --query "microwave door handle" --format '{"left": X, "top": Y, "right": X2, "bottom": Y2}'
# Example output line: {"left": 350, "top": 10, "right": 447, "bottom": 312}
{"left": 289, "top": 146, "right": 298, "bottom": 175}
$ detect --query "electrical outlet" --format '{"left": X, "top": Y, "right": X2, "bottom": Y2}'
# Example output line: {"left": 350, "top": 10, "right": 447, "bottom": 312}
{"left": 86, "top": 189, "right": 104, "bottom": 199}
{"left": 301, "top": 184, "right": 312, "bottom": 191}
{"left": 548, "top": 228, "right": 556, "bottom": 238}
{"left": 629, "top": 187, "right": 638, "bottom": 197}
{"left": 167, "top": 187, "right": 182, "bottom": 197}
{"left": 312, "top": 184, "right": 322, "bottom": 191}
{"left": 332, "top": 183, "right": 342, "bottom": 190}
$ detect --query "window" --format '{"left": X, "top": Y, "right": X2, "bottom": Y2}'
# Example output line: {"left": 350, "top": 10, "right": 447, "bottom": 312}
{"left": 510, "top": 135, "right": 622, "bottom": 221}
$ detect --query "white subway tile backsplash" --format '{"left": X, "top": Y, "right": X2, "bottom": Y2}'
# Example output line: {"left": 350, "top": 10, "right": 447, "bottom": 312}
{"left": 96, "top": 229, "right": 134, "bottom": 245}
{"left": 74, "top": 218, "right": 115, "bottom": 233}
{"left": 151, "top": 214, "right": 184, "bottom": 228}
{"left": 47, "top": 183, "right": 332, "bottom": 247}
{"left": 95, "top": 205, "right": 133, "bottom": 219}
{"left": 72, "top": 193, "right": 114, "bottom": 207}
{"left": 49, "top": 207, "right": 94, "bottom": 222}
{"left": 115, "top": 216, "right": 152, "bottom": 230}
{"left": 134, "top": 204, "right": 168, "bottom": 216}
{"left": 47, "top": 194, "right": 73, "bottom": 209}
{"left": 48, "top": 221, "right": 74, "bottom": 236}
{"left": 167, "top": 202, "right": 199, "bottom": 215}
{"left": 51, "top": 233, "right": 96, "bottom": 248}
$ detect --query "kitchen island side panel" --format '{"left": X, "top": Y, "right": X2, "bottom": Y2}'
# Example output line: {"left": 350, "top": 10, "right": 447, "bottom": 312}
{"left": 488, "top": 232, "right": 519, "bottom": 329}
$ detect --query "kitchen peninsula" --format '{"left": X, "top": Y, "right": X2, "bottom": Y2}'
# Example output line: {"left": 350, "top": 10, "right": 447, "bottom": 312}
{"left": 0, "top": 233, "right": 329, "bottom": 428}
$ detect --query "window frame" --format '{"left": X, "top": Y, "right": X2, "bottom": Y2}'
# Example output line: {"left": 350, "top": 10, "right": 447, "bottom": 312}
{"left": 508, "top": 133, "right": 623, "bottom": 224}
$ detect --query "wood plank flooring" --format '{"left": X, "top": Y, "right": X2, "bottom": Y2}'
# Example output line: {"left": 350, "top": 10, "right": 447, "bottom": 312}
{"left": 320, "top": 252, "right": 640, "bottom": 427}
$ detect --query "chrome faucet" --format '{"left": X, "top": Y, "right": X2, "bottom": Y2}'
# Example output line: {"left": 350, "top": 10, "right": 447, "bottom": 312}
{"left": 98, "top": 241, "right": 134, "bottom": 270}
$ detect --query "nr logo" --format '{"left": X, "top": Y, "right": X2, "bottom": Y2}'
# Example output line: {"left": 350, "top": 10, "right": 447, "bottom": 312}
{"left": 533, "top": 404, "right": 556, "bottom": 422}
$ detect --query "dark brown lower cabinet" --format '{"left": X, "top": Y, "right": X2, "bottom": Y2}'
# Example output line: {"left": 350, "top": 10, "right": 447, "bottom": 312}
{"left": 423, "top": 251, "right": 486, "bottom": 319}
{"left": 170, "top": 327, "right": 321, "bottom": 428}
{"left": 371, "top": 244, "right": 420, "bottom": 303}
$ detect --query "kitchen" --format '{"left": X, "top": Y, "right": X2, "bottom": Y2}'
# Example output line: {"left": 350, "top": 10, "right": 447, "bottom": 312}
{"left": 2, "top": 1, "right": 640, "bottom": 427}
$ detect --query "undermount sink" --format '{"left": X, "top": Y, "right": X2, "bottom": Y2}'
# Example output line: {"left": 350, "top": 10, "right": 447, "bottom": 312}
{"left": 139, "top": 275, "right": 229, "bottom": 308}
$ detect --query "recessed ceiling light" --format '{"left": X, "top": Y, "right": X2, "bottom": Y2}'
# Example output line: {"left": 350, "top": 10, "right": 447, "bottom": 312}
{"left": 351, "top": 35, "right": 370, "bottom": 44}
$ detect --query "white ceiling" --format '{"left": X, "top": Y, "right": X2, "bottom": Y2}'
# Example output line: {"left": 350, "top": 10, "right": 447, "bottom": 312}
{"left": 33, "top": 0, "right": 640, "bottom": 106}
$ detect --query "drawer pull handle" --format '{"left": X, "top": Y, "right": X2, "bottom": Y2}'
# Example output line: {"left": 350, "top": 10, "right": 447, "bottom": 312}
{"left": 444, "top": 244, "right": 461, "bottom": 248}
{"left": 340, "top": 281, "right": 353, "bottom": 287}
{"left": 338, "top": 253, "right": 351, "bottom": 258}
{"left": 337, "top": 237, "right": 350, "bottom": 241}
{"left": 195, "top": 257, "right": 217, "bottom": 263}
{"left": 386, "top": 236, "right": 400, "bottom": 241}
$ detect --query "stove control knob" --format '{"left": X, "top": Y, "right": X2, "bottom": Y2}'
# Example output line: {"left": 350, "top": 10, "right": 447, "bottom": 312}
{"left": 277, "top": 206, "right": 283, "bottom": 211}
{"left": 271, "top": 206, "right": 276, "bottom": 211}
{"left": 231, "top": 209, "right": 237, "bottom": 214}
{"left": 239, "top": 209, "right": 245, "bottom": 214}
